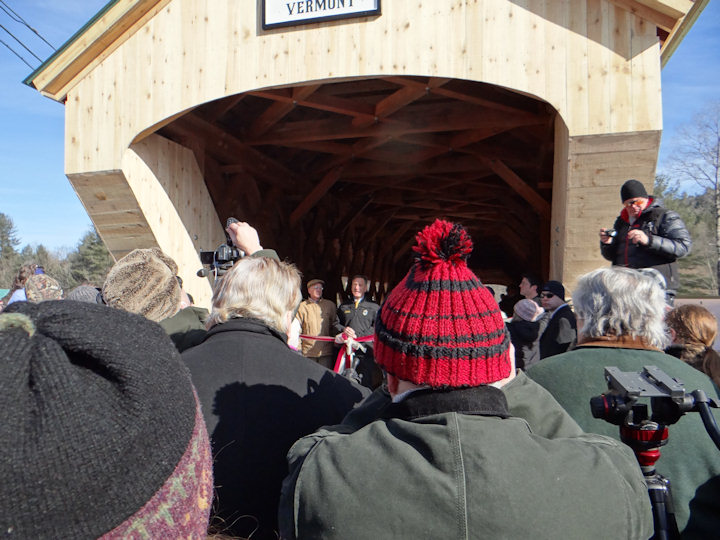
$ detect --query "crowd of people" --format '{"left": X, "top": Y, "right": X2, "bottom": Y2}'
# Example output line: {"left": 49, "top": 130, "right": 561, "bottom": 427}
{"left": 1, "top": 179, "right": 718, "bottom": 539}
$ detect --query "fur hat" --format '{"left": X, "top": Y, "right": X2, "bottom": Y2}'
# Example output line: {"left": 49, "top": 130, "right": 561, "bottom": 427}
{"left": 514, "top": 299, "right": 545, "bottom": 322}
{"left": 102, "top": 247, "right": 181, "bottom": 322}
{"left": 0, "top": 300, "right": 212, "bottom": 538}
{"left": 374, "top": 219, "right": 511, "bottom": 387}
{"left": 24, "top": 274, "right": 63, "bottom": 302}
{"left": 620, "top": 179, "right": 648, "bottom": 202}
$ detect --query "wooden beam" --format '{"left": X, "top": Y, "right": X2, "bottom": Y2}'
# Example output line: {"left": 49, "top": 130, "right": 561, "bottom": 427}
{"left": 382, "top": 76, "right": 532, "bottom": 115}
{"left": 249, "top": 105, "right": 539, "bottom": 146}
{"left": 174, "top": 114, "right": 303, "bottom": 188}
{"left": 248, "top": 84, "right": 321, "bottom": 138}
{"left": 633, "top": 0, "right": 692, "bottom": 19}
{"left": 475, "top": 156, "right": 551, "bottom": 220}
{"left": 290, "top": 167, "right": 344, "bottom": 225}
{"left": 27, "top": 0, "right": 173, "bottom": 101}
{"left": 606, "top": 0, "right": 678, "bottom": 31}
{"left": 249, "top": 88, "right": 376, "bottom": 121}
{"left": 204, "top": 94, "right": 246, "bottom": 123}
{"left": 353, "top": 77, "right": 450, "bottom": 128}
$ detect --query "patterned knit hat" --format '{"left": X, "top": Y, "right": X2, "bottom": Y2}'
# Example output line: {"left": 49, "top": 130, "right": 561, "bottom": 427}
{"left": 0, "top": 300, "right": 212, "bottom": 538}
{"left": 102, "top": 247, "right": 181, "bottom": 322}
{"left": 375, "top": 219, "right": 511, "bottom": 387}
{"left": 24, "top": 273, "right": 63, "bottom": 302}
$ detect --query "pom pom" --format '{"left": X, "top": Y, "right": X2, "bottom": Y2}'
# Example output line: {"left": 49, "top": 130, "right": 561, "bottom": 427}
{"left": 413, "top": 219, "right": 473, "bottom": 266}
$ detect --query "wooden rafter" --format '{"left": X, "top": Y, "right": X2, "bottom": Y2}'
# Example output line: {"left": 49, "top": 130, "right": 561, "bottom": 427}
{"left": 248, "top": 85, "right": 321, "bottom": 138}
{"left": 158, "top": 75, "right": 556, "bottom": 286}
{"left": 290, "top": 167, "right": 344, "bottom": 226}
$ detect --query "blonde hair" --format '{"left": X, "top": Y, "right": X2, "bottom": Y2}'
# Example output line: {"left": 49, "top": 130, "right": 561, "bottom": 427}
{"left": 666, "top": 304, "right": 717, "bottom": 357}
{"left": 206, "top": 256, "right": 301, "bottom": 333}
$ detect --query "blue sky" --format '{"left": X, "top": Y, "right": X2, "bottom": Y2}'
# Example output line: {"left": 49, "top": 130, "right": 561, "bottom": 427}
{"left": 0, "top": 0, "right": 718, "bottom": 252}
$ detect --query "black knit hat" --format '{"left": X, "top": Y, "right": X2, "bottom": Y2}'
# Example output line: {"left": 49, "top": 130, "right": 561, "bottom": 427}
{"left": 620, "top": 179, "right": 648, "bottom": 202}
{"left": 541, "top": 280, "right": 566, "bottom": 300}
{"left": 0, "top": 300, "right": 212, "bottom": 538}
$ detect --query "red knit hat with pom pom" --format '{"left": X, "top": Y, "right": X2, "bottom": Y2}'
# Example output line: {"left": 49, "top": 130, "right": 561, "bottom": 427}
{"left": 374, "top": 219, "right": 511, "bottom": 387}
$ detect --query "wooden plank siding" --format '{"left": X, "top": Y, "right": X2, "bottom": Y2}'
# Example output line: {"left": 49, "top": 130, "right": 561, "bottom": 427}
{"left": 25, "top": 0, "right": 700, "bottom": 296}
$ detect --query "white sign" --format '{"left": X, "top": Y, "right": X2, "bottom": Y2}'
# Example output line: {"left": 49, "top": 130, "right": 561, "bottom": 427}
{"left": 263, "top": 0, "right": 381, "bottom": 29}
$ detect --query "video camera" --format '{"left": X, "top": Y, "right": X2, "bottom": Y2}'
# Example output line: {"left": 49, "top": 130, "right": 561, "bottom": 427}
{"left": 197, "top": 218, "right": 244, "bottom": 278}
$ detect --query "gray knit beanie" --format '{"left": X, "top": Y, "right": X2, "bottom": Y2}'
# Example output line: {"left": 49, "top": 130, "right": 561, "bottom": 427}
{"left": 0, "top": 300, "right": 213, "bottom": 538}
{"left": 66, "top": 284, "right": 101, "bottom": 303}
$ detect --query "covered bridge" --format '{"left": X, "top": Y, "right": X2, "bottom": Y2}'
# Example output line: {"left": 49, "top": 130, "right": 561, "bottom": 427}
{"left": 26, "top": 0, "right": 706, "bottom": 305}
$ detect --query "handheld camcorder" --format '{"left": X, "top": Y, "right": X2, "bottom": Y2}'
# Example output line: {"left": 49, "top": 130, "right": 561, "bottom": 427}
{"left": 197, "top": 217, "right": 244, "bottom": 278}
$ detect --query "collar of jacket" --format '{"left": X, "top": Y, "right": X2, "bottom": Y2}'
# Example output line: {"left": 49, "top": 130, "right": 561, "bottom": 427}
{"left": 620, "top": 196, "right": 657, "bottom": 223}
{"left": 380, "top": 385, "right": 510, "bottom": 421}
{"left": 204, "top": 316, "right": 287, "bottom": 344}
{"left": 577, "top": 335, "right": 660, "bottom": 351}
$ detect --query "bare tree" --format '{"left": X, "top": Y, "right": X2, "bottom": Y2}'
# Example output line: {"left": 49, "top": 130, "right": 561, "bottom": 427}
{"left": 668, "top": 101, "right": 720, "bottom": 294}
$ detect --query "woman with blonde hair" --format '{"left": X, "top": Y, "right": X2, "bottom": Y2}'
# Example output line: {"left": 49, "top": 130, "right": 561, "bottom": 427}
{"left": 182, "top": 254, "right": 367, "bottom": 540}
{"left": 665, "top": 304, "right": 720, "bottom": 388}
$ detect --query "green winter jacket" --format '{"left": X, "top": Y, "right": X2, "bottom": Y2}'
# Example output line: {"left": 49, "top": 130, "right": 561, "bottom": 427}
{"left": 279, "top": 372, "right": 653, "bottom": 539}
{"left": 528, "top": 343, "right": 720, "bottom": 539}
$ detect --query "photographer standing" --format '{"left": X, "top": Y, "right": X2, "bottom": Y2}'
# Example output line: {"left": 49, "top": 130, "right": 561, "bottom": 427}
{"left": 599, "top": 179, "right": 691, "bottom": 303}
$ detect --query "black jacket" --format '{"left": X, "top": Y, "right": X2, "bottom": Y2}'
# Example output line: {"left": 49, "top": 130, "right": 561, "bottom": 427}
{"left": 600, "top": 198, "right": 691, "bottom": 291}
{"left": 539, "top": 304, "right": 577, "bottom": 359}
{"left": 334, "top": 297, "right": 380, "bottom": 338}
{"left": 506, "top": 315, "right": 548, "bottom": 369}
{"left": 182, "top": 317, "right": 368, "bottom": 539}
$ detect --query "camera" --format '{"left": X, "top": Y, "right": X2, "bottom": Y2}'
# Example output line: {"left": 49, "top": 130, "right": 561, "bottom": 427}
{"left": 605, "top": 228, "right": 617, "bottom": 238}
{"left": 197, "top": 218, "right": 244, "bottom": 277}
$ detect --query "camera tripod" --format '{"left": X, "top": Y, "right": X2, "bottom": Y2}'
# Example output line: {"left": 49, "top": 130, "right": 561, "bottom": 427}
{"left": 591, "top": 366, "right": 720, "bottom": 540}
{"left": 619, "top": 407, "right": 679, "bottom": 540}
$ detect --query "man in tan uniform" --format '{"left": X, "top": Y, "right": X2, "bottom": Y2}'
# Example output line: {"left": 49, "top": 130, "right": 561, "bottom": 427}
{"left": 295, "top": 279, "right": 338, "bottom": 369}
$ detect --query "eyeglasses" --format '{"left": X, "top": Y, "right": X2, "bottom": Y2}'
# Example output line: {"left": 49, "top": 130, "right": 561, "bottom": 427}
{"left": 540, "top": 293, "right": 555, "bottom": 299}
{"left": 623, "top": 198, "right": 646, "bottom": 208}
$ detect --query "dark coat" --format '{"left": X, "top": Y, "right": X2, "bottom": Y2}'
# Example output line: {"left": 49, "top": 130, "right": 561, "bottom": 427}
{"left": 506, "top": 315, "right": 548, "bottom": 369}
{"left": 539, "top": 304, "right": 576, "bottom": 359}
{"left": 279, "top": 373, "right": 652, "bottom": 540}
{"left": 600, "top": 198, "right": 692, "bottom": 291}
{"left": 182, "top": 317, "right": 369, "bottom": 539}
{"left": 334, "top": 297, "right": 380, "bottom": 337}
{"left": 528, "top": 343, "right": 720, "bottom": 538}
{"left": 158, "top": 305, "right": 208, "bottom": 352}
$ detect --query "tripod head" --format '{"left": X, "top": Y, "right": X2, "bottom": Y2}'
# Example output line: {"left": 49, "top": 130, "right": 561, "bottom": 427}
{"left": 590, "top": 366, "right": 720, "bottom": 454}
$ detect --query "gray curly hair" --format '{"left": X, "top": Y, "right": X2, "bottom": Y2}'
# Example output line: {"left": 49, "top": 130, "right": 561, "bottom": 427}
{"left": 572, "top": 267, "right": 670, "bottom": 350}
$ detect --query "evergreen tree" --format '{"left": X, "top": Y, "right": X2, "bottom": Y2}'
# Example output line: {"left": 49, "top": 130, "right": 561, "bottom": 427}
{"left": 68, "top": 229, "right": 115, "bottom": 287}
{"left": 0, "top": 214, "right": 21, "bottom": 287}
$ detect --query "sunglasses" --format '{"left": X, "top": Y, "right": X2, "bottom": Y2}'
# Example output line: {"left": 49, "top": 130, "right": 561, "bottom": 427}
{"left": 540, "top": 292, "right": 555, "bottom": 299}
{"left": 623, "top": 198, "right": 645, "bottom": 208}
